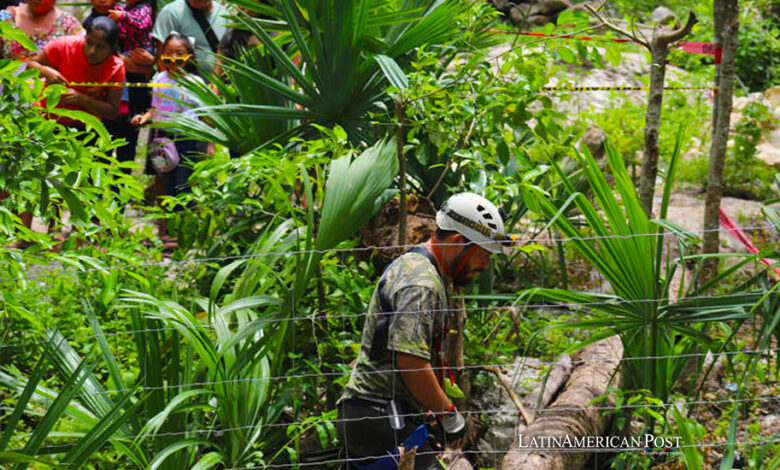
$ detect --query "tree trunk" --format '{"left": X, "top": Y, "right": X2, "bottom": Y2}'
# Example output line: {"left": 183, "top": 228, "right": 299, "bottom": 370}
{"left": 396, "top": 96, "right": 408, "bottom": 246}
{"left": 702, "top": 0, "right": 739, "bottom": 283}
{"left": 524, "top": 354, "right": 573, "bottom": 415}
{"left": 501, "top": 336, "right": 623, "bottom": 470}
{"left": 638, "top": 14, "right": 698, "bottom": 216}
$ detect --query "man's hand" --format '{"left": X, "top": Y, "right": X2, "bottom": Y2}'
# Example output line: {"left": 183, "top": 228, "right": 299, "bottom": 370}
{"left": 60, "top": 89, "right": 83, "bottom": 105}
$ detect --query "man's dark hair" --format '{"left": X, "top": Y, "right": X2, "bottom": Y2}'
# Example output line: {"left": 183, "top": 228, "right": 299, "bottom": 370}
{"left": 434, "top": 228, "right": 471, "bottom": 244}
{"left": 85, "top": 17, "right": 120, "bottom": 50}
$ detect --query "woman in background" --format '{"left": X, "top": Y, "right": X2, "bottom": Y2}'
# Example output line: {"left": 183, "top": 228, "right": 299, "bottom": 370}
{"left": 0, "top": 0, "right": 83, "bottom": 61}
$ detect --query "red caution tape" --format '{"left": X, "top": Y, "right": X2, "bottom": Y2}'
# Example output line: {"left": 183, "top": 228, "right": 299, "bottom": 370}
{"left": 486, "top": 29, "right": 638, "bottom": 45}
{"left": 719, "top": 207, "right": 780, "bottom": 276}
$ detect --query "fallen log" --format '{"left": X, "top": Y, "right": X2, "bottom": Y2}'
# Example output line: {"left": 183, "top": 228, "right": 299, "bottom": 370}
{"left": 502, "top": 336, "right": 623, "bottom": 470}
{"left": 525, "top": 353, "right": 573, "bottom": 414}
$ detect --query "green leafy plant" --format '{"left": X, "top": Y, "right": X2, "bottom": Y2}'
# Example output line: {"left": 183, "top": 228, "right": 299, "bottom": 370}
{"left": 166, "top": 0, "right": 479, "bottom": 153}
{"left": 723, "top": 101, "right": 779, "bottom": 200}
{"left": 518, "top": 129, "right": 761, "bottom": 410}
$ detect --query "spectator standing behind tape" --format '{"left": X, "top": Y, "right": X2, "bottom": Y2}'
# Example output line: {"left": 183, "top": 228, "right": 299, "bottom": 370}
{"left": 27, "top": 17, "right": 125, "bottom": 126}
{"left": 83, "top": 0, "right": 156, "bottom": 175}
{"left": 152, "top": 0, "right": 228, "bottom": 71}
{"left": 131, "top": 33, "right": 206, "bottom": 249}
{"left": 0, "top": 0, "right": 83, "bottom": 61}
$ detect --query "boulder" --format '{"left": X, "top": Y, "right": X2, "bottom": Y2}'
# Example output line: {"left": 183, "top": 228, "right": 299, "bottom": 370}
{"left": 492, "top": 0, "right": 512, "bottom": 12}
{"left": 732, "top": 92, "right": 768, "bottom": 113}
{"left": 756, "top": 142, "right": 780, "bottom": 171}
{"left": 474, "top": 357, "right": 545, "bottom": 470}
{"left": 509, "top": 5, "right": 532, "bottom": 25}
{"left": 570, "top": 1, "right": 594, "bottom": 13}
{"left": 766, "top": 85, "right": 780, "bottom": 112}
{"left": 581, "top": 123, "right": 607, "bottom": 159}
{"left": 527, "top": 14, "right": 552, "bottom": 27}
{"left": 650, "top": 6, "right": 677, "bottom": 25}
{"left": 539, "top": 0, "right": 572, "bottom": 15}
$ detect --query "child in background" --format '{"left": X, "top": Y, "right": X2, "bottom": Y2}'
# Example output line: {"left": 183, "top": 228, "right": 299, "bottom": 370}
{"left": 84, "top": 0, "right": 155, "bottom": 174}
{"left": 107, "top": 0, "right": 155, "bottom": 56}
{"left": 131, "top": 33, "right": 204, "bottom": 248}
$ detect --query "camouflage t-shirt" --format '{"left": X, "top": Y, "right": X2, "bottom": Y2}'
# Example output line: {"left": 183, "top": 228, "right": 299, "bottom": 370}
{"left": 339, "top": 247, "right": 450, "bottom": 413}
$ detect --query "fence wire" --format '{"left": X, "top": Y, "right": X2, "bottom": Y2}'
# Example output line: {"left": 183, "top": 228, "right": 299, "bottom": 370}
{"left": 1, "top": 289, "right": 776, "bottom": 352}
{"left": 2, "top": 222, "right": 777, "bottom": 288}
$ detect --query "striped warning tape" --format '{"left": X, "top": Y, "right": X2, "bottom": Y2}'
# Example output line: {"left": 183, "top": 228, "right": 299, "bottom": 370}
{"left": 25, "top": 79, "right": 174, "bottom": 88}
{"left": 64, "top": 81, "right": 172, "bottom": 88}
{"left": 542, "top": 85, "right": 716, "bottom": 92}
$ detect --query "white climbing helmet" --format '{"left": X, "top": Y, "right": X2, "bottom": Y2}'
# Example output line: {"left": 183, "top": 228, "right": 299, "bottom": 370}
{"left": 435, "top": 192, "right": 506, "bottom": 254}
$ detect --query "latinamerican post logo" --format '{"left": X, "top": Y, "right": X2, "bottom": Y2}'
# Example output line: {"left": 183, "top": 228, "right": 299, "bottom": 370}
{"left": 517, "top": 434, "right": 682, "bottom": 454}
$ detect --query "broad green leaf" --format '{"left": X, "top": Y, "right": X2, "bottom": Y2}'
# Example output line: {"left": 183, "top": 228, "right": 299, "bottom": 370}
{"left": 444, "top": 380, "right": 465, "bottom": 399}
{"left": 53, "top": 185, "right": 88, "bottom": 222}
{"left": 375, "top": 54, "right": 409, "bottom": 91}
{"left": 0, "top": 22, "right": 37, "bottom": 53}
{"left": 605, "top": 47, "right": 621, "bottom": 66}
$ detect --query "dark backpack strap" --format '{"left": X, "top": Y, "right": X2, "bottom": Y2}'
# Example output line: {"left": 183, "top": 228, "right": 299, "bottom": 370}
{"left": 368, "top": 274, "right": 393, "bottom": 362}
{"left": 367, "top": 246, "right": 440, "bottom": 362}
{"left": 186, "top": 1, "right": 220, "bottom": 52}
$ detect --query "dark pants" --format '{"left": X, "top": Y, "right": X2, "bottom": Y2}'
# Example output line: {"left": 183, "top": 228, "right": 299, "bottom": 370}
{"left": 103, "top": 72, "right": 151, "bottom": 174}
{"left": 103, "top": 113, "right": 138, "bottom": 174}
{"left": 337, "top": 399, "right": 444, "bottom": 470}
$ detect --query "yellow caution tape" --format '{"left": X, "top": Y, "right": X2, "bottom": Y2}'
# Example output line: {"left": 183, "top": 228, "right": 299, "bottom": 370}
{"left": 542, "top": 86, "right": 715, "bottom": 92}
{"left": 67, "top": 82, "right": 172, "bottom": 88}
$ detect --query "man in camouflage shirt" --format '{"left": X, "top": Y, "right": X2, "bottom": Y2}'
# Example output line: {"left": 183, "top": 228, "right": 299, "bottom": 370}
{"left": 337, "top": 193, "right": 506, "bottom": 470}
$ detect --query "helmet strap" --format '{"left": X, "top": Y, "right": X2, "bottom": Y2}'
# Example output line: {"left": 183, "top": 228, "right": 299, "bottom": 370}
{"left": 429, "top": 239, "right": 450, "bottom": 278}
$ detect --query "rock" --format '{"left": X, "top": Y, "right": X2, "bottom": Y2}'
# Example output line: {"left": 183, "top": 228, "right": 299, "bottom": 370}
{"left": 509, "top": 5, "right": 530, "bottom": 25}
{"left": 650, "top": 6, "right": 677, "bottom": 25}
{"left": 442, "top": 450, "right": 473, "bottom": 470}
{"left": 474, "top": 357, "right": 544, "bottom": 470}
{"left": 756, "top": 142, "right": 780, "bottom": 171}
{"left": 697, "top": 351, "right": 727, "bottom": 393}
{"left": 765, "top": 85, "right": 780, "bottom": 111}
{"left": 759, "top": 415, "right": 780, "bottom": 430}
{"left": 492, "top": 0, "right": 512, "bottom": 12}
{"left": 581, "top": 123, "right": 607, "bottom": 159}
{"left": 539, "top": 0, "right": 572, "bottom": 15}
{"left": 767, "top": 126, "right": 780, "bottom": 147}
{"left": 732, "top": 92, "right": 768, "bottom": 113}
{"left": 527, "top": 14, "right": 552, "bottom": 27}
{"left": 571, "top": 1, "right": 594, "bottom": 13}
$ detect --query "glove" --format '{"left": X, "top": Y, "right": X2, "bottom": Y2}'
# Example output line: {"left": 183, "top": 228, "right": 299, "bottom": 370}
{"left": 441, "top": 406, "right": 467, "bottom": 442}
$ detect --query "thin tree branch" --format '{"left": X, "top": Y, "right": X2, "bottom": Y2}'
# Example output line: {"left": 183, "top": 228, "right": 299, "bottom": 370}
{"left": 585, "top": 4, "right": 650, "bottom": 50}
{"left": 427, "top": 113, "right": 481, "bottom": 200}
{"left": 656, "top": 11, "right": 698, "bottom": 47}
{"left": 483, "top": 366, "right": 534, "bottom": 425}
